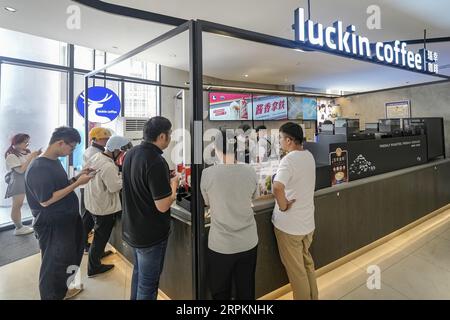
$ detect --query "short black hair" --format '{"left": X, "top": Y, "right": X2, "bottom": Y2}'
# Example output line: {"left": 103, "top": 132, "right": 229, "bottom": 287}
{"left": 143, "top": 116, "right": 172, "bottom": 142}
{"left": 238, "top": 123, "right": 251, "bottom": 133}
{"left": 255, "top": 125, "right": 267, "bottom": 132}
{"left": 49, "top": 127, "right": 81, "bottom": 145}
{"left": 279, "top": 122, "right": 304, "bottom": 145}
{"left": 214, "top": 130, "right": 236, "bottom": 156}
{"left": 323, "top": 120, "right": 333, "bottom": 124}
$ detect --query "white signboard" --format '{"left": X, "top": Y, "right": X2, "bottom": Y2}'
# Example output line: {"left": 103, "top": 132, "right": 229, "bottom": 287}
{"left": 385, "top": 100, "right": 410, "bottom": 119}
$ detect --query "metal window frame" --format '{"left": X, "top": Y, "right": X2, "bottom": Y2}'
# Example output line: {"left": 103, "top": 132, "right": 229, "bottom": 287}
{"left": 0, "top": 44, "right": 162, "bottom": 230}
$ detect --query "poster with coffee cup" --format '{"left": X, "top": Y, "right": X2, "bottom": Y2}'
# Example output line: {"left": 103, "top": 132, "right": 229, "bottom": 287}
{"left": 329, "top": 147, "right": 349, "bottom": 185}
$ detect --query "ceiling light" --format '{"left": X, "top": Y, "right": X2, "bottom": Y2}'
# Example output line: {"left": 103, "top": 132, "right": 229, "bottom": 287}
{"left": 294, "top": 48, "right": 305, "bottom": 53}
{"left": 244, "top": 74, "right": 249, "bottom": 78}
{"left": 4, "top": 6, "right": 17, "bottom": 12}
{"left": 112, "top": 46, "right": 119, "bottom": 49}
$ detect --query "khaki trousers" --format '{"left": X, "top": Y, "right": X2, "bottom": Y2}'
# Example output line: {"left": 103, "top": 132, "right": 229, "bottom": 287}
{"left": 274, "top": 227, "right": 319, "bottom": 300}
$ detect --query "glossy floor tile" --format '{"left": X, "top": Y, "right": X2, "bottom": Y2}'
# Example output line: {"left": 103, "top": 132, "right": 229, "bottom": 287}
{"left": 381, "top": 255, "right": 450, "bottom": 300}
{"left": 341, "top": 281, "right": 409, "bottom": 300}
{"left": 1, "top": 209, "right": 449, "bottom": 300}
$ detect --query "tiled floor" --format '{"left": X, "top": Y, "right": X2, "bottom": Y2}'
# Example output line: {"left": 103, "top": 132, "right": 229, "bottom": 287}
{"left": 278, "top": 208, "right": 450, "bottom": 300}
{"left": 0, "top": 209, "right": 449, "bottom": 300}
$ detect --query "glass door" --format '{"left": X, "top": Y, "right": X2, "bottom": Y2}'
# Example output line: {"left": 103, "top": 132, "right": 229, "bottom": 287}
{"left": 0, "top": 64, "right": 67, "bottom": 226}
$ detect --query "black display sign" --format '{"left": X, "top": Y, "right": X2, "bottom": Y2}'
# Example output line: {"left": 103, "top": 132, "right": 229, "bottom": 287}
{"left": 329, "top": 147, "right": 349, "bottom": 185}
{"left": 330, "top": 135, "right": 427, "bottom": 181}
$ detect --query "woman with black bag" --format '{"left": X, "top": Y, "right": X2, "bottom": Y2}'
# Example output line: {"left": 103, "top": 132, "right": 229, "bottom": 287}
{"left": 4, "top": 133, "right": 41, "bottom": 235}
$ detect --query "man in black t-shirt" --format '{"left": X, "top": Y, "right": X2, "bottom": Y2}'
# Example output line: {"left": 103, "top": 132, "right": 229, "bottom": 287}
{"left": 25, "top": 127, "right": 94, "bottom": 300}
{"left": 122, "top": 116, "right": 179, "bottom": 300}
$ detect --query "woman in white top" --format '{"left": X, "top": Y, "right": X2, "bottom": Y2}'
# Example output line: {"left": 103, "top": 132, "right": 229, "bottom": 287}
{"left": 4, "top": 134, "right": 41, "bottom": 235}
{"left": 201, "top": 129, "right": 259, "bottom": 300}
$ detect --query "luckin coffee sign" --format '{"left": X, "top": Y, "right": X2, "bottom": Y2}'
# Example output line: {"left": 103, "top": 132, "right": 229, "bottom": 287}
{"left": 293, "top": 8, "right": 439, "bottom": 75}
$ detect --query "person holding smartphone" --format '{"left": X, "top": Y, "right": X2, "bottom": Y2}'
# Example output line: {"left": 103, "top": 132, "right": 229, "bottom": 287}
{"left": 81, "top": 127, "right": 112, "bottom": 254}
{"left": 4, "top": 133, "right": 42, "bottom": 235}
{"left": 25, "top": 127, "right": 94, "bottom": 300}
{"left": 272, "top": 122, "right": 318, "bottom": 300}
{"left": 84, "top": 135, "right": 131, "bottom": 277}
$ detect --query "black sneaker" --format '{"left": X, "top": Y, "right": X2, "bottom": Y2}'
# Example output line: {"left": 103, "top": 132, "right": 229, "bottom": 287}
{"left": 88, "top": 264, "right": 115, "bottom": 278}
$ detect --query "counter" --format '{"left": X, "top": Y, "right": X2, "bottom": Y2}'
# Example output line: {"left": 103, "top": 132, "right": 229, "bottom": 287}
{"left": 109, "top": 158, "right": 450, "bottom": 299}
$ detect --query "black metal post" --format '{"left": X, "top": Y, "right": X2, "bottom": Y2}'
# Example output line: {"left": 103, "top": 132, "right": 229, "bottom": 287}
{"left": 308, "top": 0, "right": 311, "bottom": 20}
{"left": 84, "top": 76, "right": 90, "bottom": 148}
{"left": 158, "top": 64, "right": 162, "bottom": 116}
{"left": 103, "top": 52, "right": 107, "bottom": 87}
{"left": 68, "top": 44, "right": 75, "bottom": 166}
{"left": 120, "top": 80, "right": 125, "bottom": 117}
{"left": 189, "top": 20, "right": 206, "bottom": 300}
{"left": 92, "top": 49, "right": 96, "bottom": 87}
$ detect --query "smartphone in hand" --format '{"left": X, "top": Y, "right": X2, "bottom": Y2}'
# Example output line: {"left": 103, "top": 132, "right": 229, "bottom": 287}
{"left": 88, "top": 169, "right": 100, "bottom": 177}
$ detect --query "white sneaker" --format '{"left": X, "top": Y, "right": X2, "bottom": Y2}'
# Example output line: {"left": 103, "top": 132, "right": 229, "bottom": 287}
{"left": 13, "top": 226, "right": 34, "bottom": 236}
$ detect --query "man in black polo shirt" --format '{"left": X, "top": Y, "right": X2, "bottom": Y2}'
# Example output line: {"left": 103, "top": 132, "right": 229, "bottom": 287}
{"left": 122, "top": 116, "right": 179, "bottom": 300}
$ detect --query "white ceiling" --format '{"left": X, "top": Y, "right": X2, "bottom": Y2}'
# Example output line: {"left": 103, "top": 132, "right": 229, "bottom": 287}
{"left": 0, "top": 0, "right": 449, "bottom": 93}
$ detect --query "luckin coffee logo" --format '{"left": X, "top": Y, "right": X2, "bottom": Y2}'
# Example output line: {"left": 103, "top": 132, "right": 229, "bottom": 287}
{"left": 76, "top": 87, "right": 121, "bottom": 124}
{"left": 293, "top": 8, "right": 439, "bottom": 74}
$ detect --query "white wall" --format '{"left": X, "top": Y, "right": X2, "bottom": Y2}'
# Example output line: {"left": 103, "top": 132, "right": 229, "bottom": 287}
{"left": 337, "top": 81, "right": 450, "bottom": 156}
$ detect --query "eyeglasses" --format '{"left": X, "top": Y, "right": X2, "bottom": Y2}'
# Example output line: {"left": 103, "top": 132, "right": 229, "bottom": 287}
{"left": 64, "top": 141, "right": 77, "bottom": 150}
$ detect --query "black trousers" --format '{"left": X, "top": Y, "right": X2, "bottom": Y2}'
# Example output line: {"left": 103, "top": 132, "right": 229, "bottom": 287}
{"left": 33, "top": 211, "right": 84, "bottom": 300}
{"left": 80, "top": 189, "right": 94, "bottom": 249}
{"left": 207, "top": 245, "right": 258, "bottom": 300}
{"left": 88, "top": 213, "right": 116, "bottom": 273}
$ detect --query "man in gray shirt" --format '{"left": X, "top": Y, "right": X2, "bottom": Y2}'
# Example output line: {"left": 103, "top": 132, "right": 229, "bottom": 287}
{"left": 201, "top": 129, "right": 258, "bottom": 300}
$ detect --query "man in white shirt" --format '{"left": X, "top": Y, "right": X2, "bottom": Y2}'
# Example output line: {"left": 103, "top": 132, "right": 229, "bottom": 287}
{"left": 272, "top": 122, "right": 318, "bottom": 300}
{"left": 84, "top": 135, "right": 130, "bottom": 277}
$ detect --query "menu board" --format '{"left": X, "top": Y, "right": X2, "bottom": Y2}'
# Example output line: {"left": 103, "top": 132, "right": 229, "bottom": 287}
{"left": 251, "top": 160, "right": 280, "bottom": 198}
{"left": 288, "top": 97, "right": 317, "bottom": 120}
{"left": 252, "top": 95, "right": 287, "bottom": 120}
{"left": 329, "top": 147, "right": 349, "bottom": 185}
{"left": 209, "top": 92, "right": 252, "bottom": 121}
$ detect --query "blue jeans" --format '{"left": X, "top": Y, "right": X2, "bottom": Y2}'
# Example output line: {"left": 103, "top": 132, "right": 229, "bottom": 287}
{"left": 130, "top": 239, "right": 168, "bottom": 300}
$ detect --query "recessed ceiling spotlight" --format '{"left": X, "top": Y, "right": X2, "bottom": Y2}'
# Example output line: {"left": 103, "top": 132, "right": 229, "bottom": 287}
{"left": 244, "top": 74, "right": 249, "bottom": 78}
{"left": 4, "top": 6, "right": 17, "bottom": 12}
{"left": 294, "top": 49, "right": 304, "bottom": 53}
